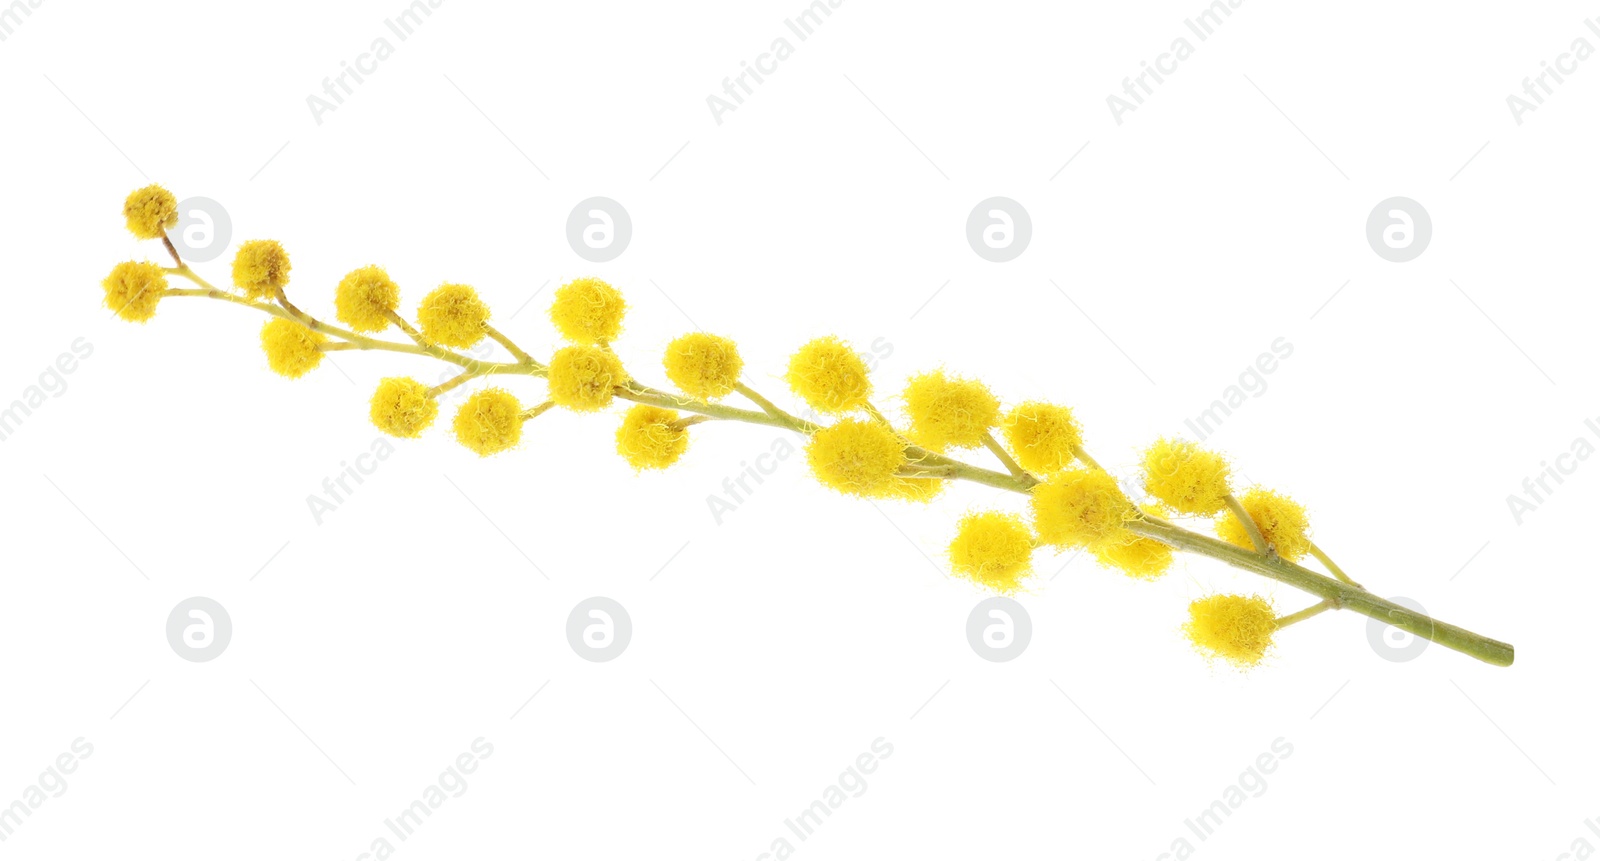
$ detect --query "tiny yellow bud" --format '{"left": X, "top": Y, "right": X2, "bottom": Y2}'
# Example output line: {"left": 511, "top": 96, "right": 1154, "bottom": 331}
{"left": 231, "top": 239, "right": 292, "bottom": 301}
{"left": 1030, "top": 467, "right": 1135, "bottom": 549}
{"left": 452, "top": 387, "right": 523, "bottom": 456}
{"left": 416, "top": 283, "right": 490, "bottom": 348}
{"left": 616, "top": 405, "right": 690, "bottom": 470}
{"left": 260, "top": 318, "right": 326, "bottom": 378}
{"left": 549, "top": 277, "right": 626, "bottom": 344}
{"left": 805, "top": 418, "right": 906, "bottom": 498}
{"left": 122, "top": 184, "right": 178, "bottom": 240}
{"left": 785, "top": 336, "right": 872, "bottom": 414}
{"left": 1184, "top": 594, "right": 1276, "bottom": 667}
{"left": 948, "top": 511, "right": 1035, "bottom": 593}
{"left": 1142, "top": 438, "right": 1232, "bottom": 516}
{"left": 101, "top": 260, "right": 167, "bottom": 323}
{"left": 663, "top": 332, "right": 743, "bottom": 400}
{"left": 1217, "top": 488, "right": 1312, "bottom": 560}
{"left": 1001, "top": 402, "right": 1083, "bottom": 474}
{"left": 901, "top": 370, "right": 1000, "bottom": 451}
{"left": 548, "top": 345, "right": 628, "bottom": 412}
{"left": 369, "top": 377, "right": 438, "bottom": 438}
{"left": 335, "top": 265, "right": 400, "bottom": 333}
{"left": 1093, "top": 536, "right": 1174, "bottom": 581}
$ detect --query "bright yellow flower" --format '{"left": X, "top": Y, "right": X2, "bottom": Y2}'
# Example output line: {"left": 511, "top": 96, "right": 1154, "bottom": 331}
{"left": 416, "top": 283, "right": 490, "bottom": 348}
{"left": 1030, "top": 467, "right": 1135, "bottom": 549}
{"left": 548, "top": 345, "right": 628, "bottom": 412}
{"left": 785, "top": 336, "right": 871, "bottom": 414}
{"left": 1001, "top": 402, "right": 1082, "bottom": 474}
{"left": 122, "top": 184, "right": 178, "bottom": 240}
{"left": 901, "top": 370, "right": 1000, "bottom": 451}
{"left": 1217, "top": 488, "right": 1312, "bottom": 560}
{"left": 1143, "top": 438, "right": 1232, "bottom": 517}
{"left": 369, "top": 377, "right": 438, "bottom": 438}
{"left": 949, "top": 511, "right": 1035, "bottom": 593}
{"left": 335, "top": 265, "right": 400, "bottom": 333}
{"left": 232, "top": 239, "right": 292, "bottom": 301}
{"left": 805, "top": 418, "right": 906, "bottom": 498}
{"left": 260, "top": 318, "right": 326, "bottom": 378}
{"left": 453, "top": 388, "right": 522, "bottom": 456}
{"left": 1184, "top": 594, "right": 1276, "bottom": 667}
{"left": 616, "top": 405, "right": 690, "bottom": 470}
{"left": 664, "top": 332, "right": 743, "bottom": 400}
{"left": 550, "top": 277, "right": 626, "bottom": 344}
{"left": 101, "top": 261, "right": 167, "bottom": 323}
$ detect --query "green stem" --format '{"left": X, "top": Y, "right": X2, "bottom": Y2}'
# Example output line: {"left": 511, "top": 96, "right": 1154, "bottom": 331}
{"left": 982, "top": 431, "right": 1031, "bottom": 481}
{"left": 1224, "top": 492, "right": 1270, "bottom": 556}
{"left": 1310, "top": 541, "right": 1362, "bottom": 589}
{"left": 1274, "top": 599, "right": 1335, "bottom": 629}
{"left": 1126, "top": 518, "right": 1513, "bottom": 667}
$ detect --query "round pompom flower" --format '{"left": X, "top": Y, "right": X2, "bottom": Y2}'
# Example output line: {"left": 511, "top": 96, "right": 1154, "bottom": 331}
{"left": 416, "top": 283, "right": 490, "bottom": 348}
{"left": 1184, "top": 594, "right": 1276, "bottom": 668}
{"left": 664, "top": 333, "right": 743, "bottom": 400}
{"left": 101, "top": 261, "right": 167, "bottom": 323}
{"left": 1030, "top": 467, "right": 1135, "bottom": 549}
{"left": 1093, "top": 536, "right": 1175, "bottom": 581}
{"left": 335, "top": 265, "right": 400, "bottom": 332}
{"left": 1217, "top": 488, "right": 1312, "bottom": 560}
{"left": 785, "top": 336, "right": 872, "bottom": 414}
{"left": 260, "top": 318, "right": 326, "bottom": 378}
{"left": 1142, "top": 438, "right": 1232, "bottom": 516}
{"left": 1002, "top": 402, "right": 1083, "bottom": 474}
{"left": 616, "top": 405, "right": 690, "bottom": 470}
{"left": 453, "top": 388, "right": 523, "bottom": 456}
{"left": 804, "top": 418, "right": 907, "bottom": 498}
{"left": 900, "top": 370, "right": 1000, "bottom": 451}
{"left": 949, "top": 511, "right": 1035, "bottom": 593}
{"left": 122, "top": 184, "right": 178, "bottom": 240}
{"left": 369, "top": 377, "right": 438, "bottom": 438}
{"left": 548, "top": 345, "right": 629, "bottom": 412}
{"left": 231, "top": 239, "right": 292, "bottom": 300}
{"left": 549, "top": 277, "right": 626, "bottom": 344}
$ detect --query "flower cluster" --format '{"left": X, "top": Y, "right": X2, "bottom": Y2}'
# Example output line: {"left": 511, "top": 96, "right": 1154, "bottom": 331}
{"left": 99, "top": 185, "right": 1515, "bottom": 673}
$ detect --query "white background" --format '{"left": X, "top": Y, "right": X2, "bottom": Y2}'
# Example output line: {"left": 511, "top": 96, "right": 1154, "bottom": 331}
{"left": 0, "top": 0, "right": 1594, "bottom": 858}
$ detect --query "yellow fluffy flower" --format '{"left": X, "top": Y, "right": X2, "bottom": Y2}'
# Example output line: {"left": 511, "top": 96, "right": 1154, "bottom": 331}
{"left": 1217, "top": 488, "right": 1312, "bottom": 560}
{"left": 1001, "top": 402, "right": 1083, "bottom": 474}
{"left": 785, "top": 336, "right": 872, "bottom": 414}
{"left": 232, "top": 239, "right": 292, "bottom": 300}
{"left": 949, "top": 511, "right": 1035, "bottom": 593}
{"left": 548, "top": 345, "right": 629, "bottom": 412}
{"left": 416, "top": 283, "right": 490, "bottom": 348}
{"left": 805, "top": 418, "right": 906, "bottom": 498}
{"left": 1093, "top": 536, "right": 1174, "bottom": 581}
{"left": 1184, "top": 594, "right": 1276, "bottom": 667}
{"left": 122, "top": 184, "right": 178, "bottom": 240}
{"left": 453, "top": 388, "right": 523, "bottom": 456}
{"left": 335, "top": 265, "right": 400, "bottom": 332}
{"left": 616, "top": 405, "right": 690, "bottom": 470}
{"left": 260, "top": 318, "right": 326, "bottom": 378}
{"left": 369, "top": 377, "right": 438, "bottom": 438}
{"left": 1030, "top": 467, "right": 1135, "bottom": 549}
{"left": 664, "top": 332, "right": 743, "bottom": 400}
{"left": 549, "top": 277, "right": 626, "bottom": 344}
{"left": 1142, "top": 438, "right": 1232, "bottom": 516}
{"left": 101, "top": 261, "right": 167, "bottom": 323}
{"left": 901, "top": 370, "right": 1000, "bottom": 451}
